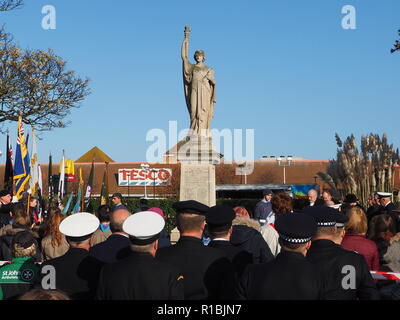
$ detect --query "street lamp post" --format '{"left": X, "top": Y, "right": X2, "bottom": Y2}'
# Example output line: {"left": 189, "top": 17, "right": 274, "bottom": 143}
{"left": 140, "top": 164, "right": 150, "bottom": 199}
{"left": 276, "top": 156, "right": 293, "bottom": 184}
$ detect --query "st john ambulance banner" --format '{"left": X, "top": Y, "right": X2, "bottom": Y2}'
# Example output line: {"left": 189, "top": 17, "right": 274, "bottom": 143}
{"left": 118, "top": 168, "right": 172, "bottom": 186}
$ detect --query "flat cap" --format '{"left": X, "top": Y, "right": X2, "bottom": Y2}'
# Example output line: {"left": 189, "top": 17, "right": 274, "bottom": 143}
{"left": 112, "top": 193, "right": 123, "bottom": 199}
{"left": 302, "top": 206, "right": 348, "bottom": 227}
{"left": 206, "top": 205, "right": 236, "bottom": 232}
{"left": 275, "top": 213, "right": 317, "bottom": 244}
{"left": 377, "top": 192, "right": 392, "bottom": 198}
{"left": 123, "top": 211, "right": 165, "bottom": 245}
{"left": 59, "top": 212, "right": 99, "bottom": 242}
{"left": 12, "top": 231, "right": 35, "bottom": 249}
{"left": 172, "top": 200, "right": 209, "bottom": 215}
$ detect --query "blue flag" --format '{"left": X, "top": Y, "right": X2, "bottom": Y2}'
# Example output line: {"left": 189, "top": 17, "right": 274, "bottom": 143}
{"left": 72, "top": 188, "right": 82, "bottom": 214}
{"left": 13, "top": 116, "right": 30, "bottom": 199}
{"left": 63, "top": 192, "right": 74, "bottom": 215}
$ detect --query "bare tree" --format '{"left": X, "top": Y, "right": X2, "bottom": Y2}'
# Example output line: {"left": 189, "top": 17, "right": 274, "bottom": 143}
{"left": 391, "top": 29, "right": 400, "bottom": 53}
{"left": 0, "top": 28, "right": 90, "bottom": 131}
{"left": 0, "top": 0, "right": 23, "bottom": 12}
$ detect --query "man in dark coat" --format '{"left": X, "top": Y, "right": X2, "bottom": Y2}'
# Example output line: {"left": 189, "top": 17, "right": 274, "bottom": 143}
{"left": 366, "top": 192, "right": 380, "bottom": 223}
{"left": 304, "top": 206, "right": 380, "bottom": 300}
{"left": 0, "top": 190, "right": 13, "bottom": 228}
{"left": 90, "top": 208, "right": 131, "bottom": 263}
{"left": 156, "top": 200, "right": 237, "bottom": 300}
{"left": 96, "top": 211, "right": 184, "bottom": 300}
{"left": 206, "top": 205, "right": 253, "bottom": 278}
{"left": 377, "top": 192, "right": 399, "bottom": 231}
{"left": 39, "top": 213, "right": 103, "bottom": 300}
{"left": 254, "top": 189, "right": 273, "bottom": 226}
{"left": 236, "top": 213, "right": 322, "bottom": 300}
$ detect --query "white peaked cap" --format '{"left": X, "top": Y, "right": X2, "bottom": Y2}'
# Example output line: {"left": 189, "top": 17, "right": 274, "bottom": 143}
{"left": 377, "top": 192, "right": 392, "bottom": 198}
{"left": 123, "top": 211, "right": 165, "bottom": 245}
{"left": 59, "top": 212, "right": 100, "bottom": 237}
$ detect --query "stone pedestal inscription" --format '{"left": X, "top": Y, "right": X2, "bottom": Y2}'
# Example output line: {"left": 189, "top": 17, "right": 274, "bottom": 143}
{"left": 179, "top": 163, "right": 216, "bottom": 206}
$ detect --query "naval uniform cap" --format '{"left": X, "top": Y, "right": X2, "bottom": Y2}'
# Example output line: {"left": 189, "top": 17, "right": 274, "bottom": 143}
{"left": 123, "top": 211, "right": 165, "bottom": 245}
{"left": 275, "top": 213, "right": 317, "bottom": 244}
{"left": 206, "top": 205, "right": 236, "bottom": 232}
{"left": 377, "top": 192, "right": 392, "bottom": 198}
{"left": 172, "top": 200, "right": 209, "bottom": 215}
{"left": 302, "top": 206, "right": 343, "bottom": 227}
{"left": 59, "top": 212, "right": 100, "bottom": 242}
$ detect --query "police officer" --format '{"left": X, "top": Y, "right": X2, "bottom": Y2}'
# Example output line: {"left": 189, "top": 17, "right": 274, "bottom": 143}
{"left": 156, "top": 200, "right": 236, "bottom": 300}
{"left": 96, "top": 211, "right": 184, "bottom": 300}
{"left": 206, "top": 205, "right": 253, "bottom": 277}
{"left": 304, "top": 206, "right": 380, "bottom": 300}
{"left": 254, "top": 189, "right": 273, "bottom": 226}
{"left": 236, "top": 212, "right": 322, "bottom": 300}
{"left": 39, "top": 212, "right": 104, "bottom": 300}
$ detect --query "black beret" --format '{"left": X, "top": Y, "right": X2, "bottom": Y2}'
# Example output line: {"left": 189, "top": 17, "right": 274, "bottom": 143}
{"left": 0, "top": 190, "right": 11, "bottom": 197}
{"left": 302, "top": 206, "right": 347, "bottom": 227}
{"left": 275, "top": 213, "right": 317, "bottom": 244}
{"left": 12, "top": 231, "right": 35, "bottom": 249}
{"left": 172, "top": 200, "right": 209, "bottom": 215}
{"left": 206, "top": 205, "right": 235, "bottom": 232}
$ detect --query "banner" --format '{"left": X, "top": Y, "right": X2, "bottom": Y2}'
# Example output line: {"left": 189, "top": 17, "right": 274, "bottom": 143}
{"left": 291, "top": 185, "right": 317, "bottom": 199}
{"left": 118, "top": 168, "right": 172, "bottom": 186}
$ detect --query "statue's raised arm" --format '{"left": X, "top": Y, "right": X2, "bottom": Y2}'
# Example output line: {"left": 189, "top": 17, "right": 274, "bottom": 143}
{"left": 181, "top": 25, "right": 190, "bottom": 61}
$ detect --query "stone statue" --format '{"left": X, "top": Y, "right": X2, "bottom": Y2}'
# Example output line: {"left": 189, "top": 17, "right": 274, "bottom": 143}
{"left": 181, "top": 25, "right": 216, "bottom": 137}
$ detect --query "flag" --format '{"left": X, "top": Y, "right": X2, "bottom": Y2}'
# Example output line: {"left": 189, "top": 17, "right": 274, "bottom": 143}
{"left": 29, "top": 128, "right": 39, "bottom": 195}
{"left": 65, "top": 159, "right": 75, "bottom": 182}
{"left": 58, "top": 151, "right": 65, "bottom": 205}
{"left": 84, "top": 160, "right": 94, "bottom": 209}
{"left": 13, "top": 116, "right": 31, "bottom": 199}
{"left": 48, "top": 153, "right": 54, "bottom": 199}
{"left": 100, "top": 163, "right": 109, "bottom": 206}
{"left": 4, "top": 134, "right": 13, "bottom": 193}
{"left": 291, "top": 185, "right": 317, "bottom": 199}
{"left": 73, "top": 168, "right": 83, "bottom": 213}
{"left": 62, "top": 192, "right": 74, "bottom": 215}
{"left": 37, "top": 164, "right": 43, "bottom": 220}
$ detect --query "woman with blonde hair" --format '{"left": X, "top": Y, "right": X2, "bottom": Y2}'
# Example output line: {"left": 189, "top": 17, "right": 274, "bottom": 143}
{"left": 41, "top": 207, "right": 69, "bottom": 260}
{"left": 341, "top": 207, "right": 379, "bottom": 271}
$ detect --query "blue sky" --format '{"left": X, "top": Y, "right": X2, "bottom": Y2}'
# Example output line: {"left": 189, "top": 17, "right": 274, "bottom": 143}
{"left": 1, "top": 0, "right": 400, "bottom": 163}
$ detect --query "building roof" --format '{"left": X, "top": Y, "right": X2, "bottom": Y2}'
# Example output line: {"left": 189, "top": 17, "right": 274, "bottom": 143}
{"left": 75, "top": 147, "right": 115, "bottom": 163}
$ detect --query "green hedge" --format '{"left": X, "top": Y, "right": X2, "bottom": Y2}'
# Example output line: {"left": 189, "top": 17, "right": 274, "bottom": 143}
{"left": 85, "top": 198, "right": 260, "bottom": 235}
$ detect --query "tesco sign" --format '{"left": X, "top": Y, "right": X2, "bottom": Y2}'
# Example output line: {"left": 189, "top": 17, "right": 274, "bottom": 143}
{"left": 118, "top": 168, "right": 172, "bottom": 186}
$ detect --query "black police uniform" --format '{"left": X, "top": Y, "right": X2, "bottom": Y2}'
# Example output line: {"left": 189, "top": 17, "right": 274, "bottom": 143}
{"left": 236, "top": 212, "right": 322, "bottom": 300}
{"left": 303, "top": 206, "right": 380, "bottom": 300}
{"left": 40, "top": 248, "right": 104, "bottom": 300}
{"left": 307, "top": 239, "right": 380, "bottom": 300}
{"left": 96, "top": 251, "right": 184, "bottom": 300}
{"left": 237, "top": 250, "right": 322, "bottom": 300}
{"left": 157, "top": 236, "right": 236, "bottom": 300}
{"left": 207, "top": 240, "right": 252, "bottom": 278}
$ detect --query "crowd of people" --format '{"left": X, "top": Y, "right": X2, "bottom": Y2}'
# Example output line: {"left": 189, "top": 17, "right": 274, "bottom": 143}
{"left": 0, "top": 187, "right": 397, "bottom": 300}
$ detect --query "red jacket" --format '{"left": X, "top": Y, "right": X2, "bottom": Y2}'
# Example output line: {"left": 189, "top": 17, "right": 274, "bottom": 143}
{"left": 341, "top": 234, "right": 380, "bottom": 271}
